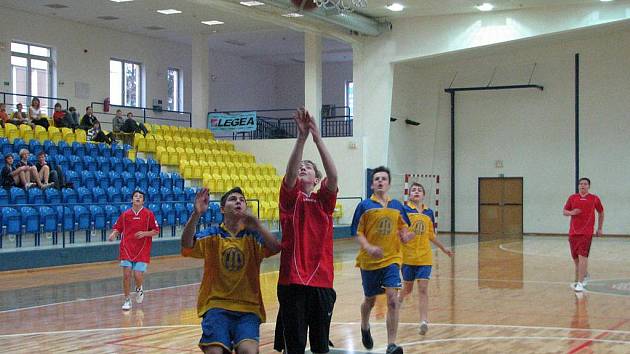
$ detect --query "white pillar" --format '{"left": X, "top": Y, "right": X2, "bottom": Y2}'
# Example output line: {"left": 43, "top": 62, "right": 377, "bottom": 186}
{"left": 191, "top": 34, "right": 210, "bottom": 129}
{"left": 304, "top": 32, "right": 322, "bottom": 125}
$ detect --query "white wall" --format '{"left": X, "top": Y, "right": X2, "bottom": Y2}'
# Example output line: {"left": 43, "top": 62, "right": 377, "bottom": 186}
{"left": 389, "top": 26, "right": 630, "bottom": 235}
{"left": 0, "top": 6, "right": 193, "bottom": 118}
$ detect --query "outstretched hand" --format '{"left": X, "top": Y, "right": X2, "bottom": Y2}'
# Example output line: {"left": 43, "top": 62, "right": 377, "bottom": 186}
{"left": 294, "top": 108, "right": 311, "bottom": 139}
{"left": 306, "top": 111, "right": 321, "bottom": 140}
{"left": 236, "top": 209, "right": 260, "bottom": 230}
{"left": 194, "top": 188, "right": 210, "bottom": 214}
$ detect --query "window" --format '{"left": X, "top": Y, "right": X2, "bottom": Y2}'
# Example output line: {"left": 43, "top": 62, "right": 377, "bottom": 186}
{"left": 167, "top": 68, "right": 181, "bottom": 111}
{"left": 345, "top": 80, "right": 354, "bottom": 119}
{"left": 110, "top": 59, "right": 142, "bottom": 107}
{"left": 10, "top": 41, "right": 53, "bottom": 110}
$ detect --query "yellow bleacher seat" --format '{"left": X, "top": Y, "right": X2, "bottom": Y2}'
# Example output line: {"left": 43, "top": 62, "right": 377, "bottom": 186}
{"left": 47, "top": 126, "right": 62, "bottom": 143}
{"left": 199, "top": 160, "right": 209, "bottom": 177}
{"left": 127, "top": 148, "right": 136, "bottom": 161}
{"left": 19, "top": 124, "right": 34, "bottom": 142}
{"left": 5, "top": 123, "right": 19, "bottom": 143}
{"left": 185, "top": 147, "right": 195, "bottom": 161}
{"left": 34, "top": 125, "right": 48, "bottom": 142}
{"left": 191, "top": 160, "right": 202, "bottom": 179}
{"left": 61, "top": 128, "right": 74, "bottom": 144}
{"left": 167, "top": 146, "right": 179, "bottom": 165}
{"left": 0, "top": 126, "right": 4, "bottom": 138}
{"left": 75, "top": 129, "right": 87, "bottom": 143}
{"left": 156, "top": 146, "right": 168, "bottom": 164}
{"left": 144, "top": 123, "right": 154, "bottom": 134}
{"left": 153, "top": 134, "right": 164, "bottom": 149}
{"left": 173, "top": 136, "right": 183, "bottom": 149}
{"left": 134, "top": 133, "right": 146, "bottom": 152}
{"left": 180, "top": 160, "right": 192, "bottom": 179}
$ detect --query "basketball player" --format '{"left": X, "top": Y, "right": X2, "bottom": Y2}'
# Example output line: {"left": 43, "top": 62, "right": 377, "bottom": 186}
{"left": 181, "top": 187, "right": 281, "bottom": 354}
{"left": 398, "top": 182, "right": 453, "bottom": 335}
{"left": 563, "top": 177, "right": 604, "bottom": 292}
{"left": 108, "top": 190, "right": 160, "bottom": 311}
{"left": 352, "top": 166, "right": 412, "bottom": 354}
{"left": 273, "top": 108, "right": 338, "bottom": 354}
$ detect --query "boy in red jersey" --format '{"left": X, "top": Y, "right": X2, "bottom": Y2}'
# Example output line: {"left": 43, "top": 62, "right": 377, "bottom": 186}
{"left": 273, "top": 108, "right": 338, "bottom": 354}
{"left": 563, "top": 178, "right": 604, "bottom": 292}
{"left": 108, "top": 190, "right": 160, "bottom": 310}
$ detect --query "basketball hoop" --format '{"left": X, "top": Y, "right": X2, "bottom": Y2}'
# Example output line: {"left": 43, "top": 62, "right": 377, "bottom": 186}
{"left": 314, "top": 0, "right": 367, "bottom": 13}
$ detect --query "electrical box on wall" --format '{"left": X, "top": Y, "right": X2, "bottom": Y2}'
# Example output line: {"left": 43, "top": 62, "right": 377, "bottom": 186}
{"left": 152, "top": 98, "right": 163, "bottom": 112}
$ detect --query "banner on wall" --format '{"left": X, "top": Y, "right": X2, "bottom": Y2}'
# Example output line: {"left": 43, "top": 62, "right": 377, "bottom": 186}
{"left": 208, "top": 112, "right": 257, "bottom": 133}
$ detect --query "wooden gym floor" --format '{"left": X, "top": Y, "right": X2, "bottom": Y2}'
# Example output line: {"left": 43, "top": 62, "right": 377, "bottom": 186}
{"left": 1, "top": 234, "right": 630, "bottom": 353}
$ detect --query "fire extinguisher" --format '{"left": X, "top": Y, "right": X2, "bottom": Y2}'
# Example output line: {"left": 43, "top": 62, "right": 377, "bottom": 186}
{"left": 104, "top": 97, "right": 110, "bottom": 113}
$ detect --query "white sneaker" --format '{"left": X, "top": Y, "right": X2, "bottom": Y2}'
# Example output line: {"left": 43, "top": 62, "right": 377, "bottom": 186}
{"left": 574, "top": 282, "right": 584, "bottom": 292}
{"left": 583, "top": 273, "right": 590, "bottom": 286}
{"left": 136, "top": 287, "right": 144, "bottom": 304}
{"left": 419, "top": 321, "right": 429, "bottom": 335}
{"left": 122, "top": 298, "right": 132, "bottom": 311}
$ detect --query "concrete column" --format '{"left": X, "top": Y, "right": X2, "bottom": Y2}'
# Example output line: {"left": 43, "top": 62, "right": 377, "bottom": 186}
{"left": 191, "top": 34, "right": 210, "bottom": 129}
{"left": 304, "top": 32, "right": 322, "bottom": 125}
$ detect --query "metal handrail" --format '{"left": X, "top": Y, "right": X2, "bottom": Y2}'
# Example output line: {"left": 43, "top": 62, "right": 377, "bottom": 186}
{"left": 90, "top": 102, "right": 192, "bottom": 128}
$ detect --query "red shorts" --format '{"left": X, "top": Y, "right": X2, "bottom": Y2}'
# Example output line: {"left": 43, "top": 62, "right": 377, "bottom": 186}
{"left": 569, "top": 235, "right": 593, "bottom": 259}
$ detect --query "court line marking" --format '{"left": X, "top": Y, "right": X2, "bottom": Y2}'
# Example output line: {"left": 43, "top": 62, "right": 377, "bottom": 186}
{"left": 3, "top": 322, "right": 630, "bottom": 339}
{"left": 398, "top": 336, "right": 630, "bottom": 347}
{"left": 499, "top": 241, "right": 630, "bottom": 264}
{"left": 567, "top": 319, "right": 630, "bottom": 354}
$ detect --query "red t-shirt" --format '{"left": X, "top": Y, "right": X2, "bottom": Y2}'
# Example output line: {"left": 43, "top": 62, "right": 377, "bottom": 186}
{"left": 113, "top": 207, "right": 160, "bottom": 263}
{"left": 564, "top": 193, "right": 603, "bottom": 237}
{"left": 53, "top": 111, "right": 65, "bottom": 125}
{"left": 278, "top": 177, "right": 337, "bottom": 288}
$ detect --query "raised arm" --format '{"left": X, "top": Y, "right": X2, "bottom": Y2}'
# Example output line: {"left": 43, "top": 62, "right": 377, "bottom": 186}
{"left": 284, "top": 108, "right": 310, "bottom": 189}
{"left": 240, "top": 211, "right": 281, "bottom": 254}
{"left": 307, "top": 111, "right": 337, "bottom": 191}
{"left": 181, "top": 188, "right": 209, "bottom": 248}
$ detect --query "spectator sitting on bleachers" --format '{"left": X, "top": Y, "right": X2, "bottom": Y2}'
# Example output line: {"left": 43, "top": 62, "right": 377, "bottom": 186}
{"left": 2, "top": 154, "right": 34, "bottom": 190}
{"left": 0, "top": 103, "right": 9, "bottom": 128}
{"left": 80, "top": 106, "right": 99, "bottom": 131}
{"left": 87, "top": 121, "right": 115, "bottom": 145}
{"left": 17, "top": 149, "right": 52, "bottom": 189}
{"left": 29, "top": 97, "right": 49, "bottom": 130}
{"left": 11, "top": 103, "right": 31, "bottom": 126}
{"left": 122, "top": 112, "right": 148, "bottom": 136}
{"left": 35, "top": 151, "right": 64, "bottom": 189}
{"left": 67, "top": 106, "right": 80, "bottom": 128}
{"left": 112, "top": 109, "right": 125, "bottom": 133}
{"left": 52, "top": 102, "right": 77, "bottom": 129}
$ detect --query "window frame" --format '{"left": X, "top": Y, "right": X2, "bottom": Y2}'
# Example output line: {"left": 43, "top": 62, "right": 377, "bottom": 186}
{"left": 167, "top": 67, "right": 182, "bottom": 111}
{"left": 110, "top": 58, "right": 143, "bottom": 107}
{"left": 344, "top": 80, "right": 354, "bottom": 120}
{"left": 10, "top": 41, "right": 53, "bottom": 107}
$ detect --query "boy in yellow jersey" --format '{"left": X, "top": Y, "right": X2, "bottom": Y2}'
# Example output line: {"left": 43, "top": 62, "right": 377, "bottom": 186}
{"left": 181, "top": 187, "right": 281, "bottom": 354}
{"left": 351, "top": 166, "right": 412, "bottom": 354}
{"left": 398, "top": 182, "right": 453, "bottom": 335}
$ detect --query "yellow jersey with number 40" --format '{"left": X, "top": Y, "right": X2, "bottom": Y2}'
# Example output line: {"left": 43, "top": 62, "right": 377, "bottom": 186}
{"left": 402, "top": 205, "right": 436, "bottom": 266}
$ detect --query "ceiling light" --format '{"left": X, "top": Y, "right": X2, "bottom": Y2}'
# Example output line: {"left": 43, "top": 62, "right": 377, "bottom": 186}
{"left": 240, "top": 1, "right": 265, "bottom": 6}
{"left": 282, "top": 12, "right": 304, "bottom": 17}
{"left": 385, "top": 3, "right": 404, "bottom": 12}
{"left": 157, "top": 9, "right": 182, "bottom": 15}
{"left": 476, "top": 3, "right": 494, "bottom": 11}
{"left": 600, "top": 0, "right": 614, "bottom": 2}
{"left": 201, "top": 20, "right": 225, "bottom": 26}
{"left": 110, "top": 0, "right": 134, "bottom": 2}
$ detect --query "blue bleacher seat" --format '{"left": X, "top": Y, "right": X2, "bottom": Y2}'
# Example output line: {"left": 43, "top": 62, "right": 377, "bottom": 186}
{"left": 201, "top": 205, "right": 213, "bottom": 225}
{"left": 92, "top": 187, "right": 107, "bottom": 203}
{"left": 13, "top": 138, "right": 28, "bottom": 153}
{"left": 2, "top": 207, "right": 20, "bottom": 234}
{"left": 147, "top": 172, "right": 160, "bottom": 189}
{"left": 44, "top": 140, "right": 58, "bottom": 156}
{"left": 62, "top": 188, "right": 78, "bottom": 203}
{"left": 97, "top": 143, "right": 111, "bottom": 158}
{"left": 121, "top": 171, "right": 136, "bottom": 190}
{"left": 148, "top": 203, "right": 162, "bottom": 226}
{"left": 28, "top": 188, "right": 45, "bottom": 204}
{"left": 108, "top": 171, "right": 123, "bottom": 189}
{"left": 20, "top": 207, "right": 39, "bottom": 233}
{"left": 135, "top": 158, "right": 148, "bottom": 174}
{"left": 160, "top": 187, "right": 173, "bottom": 202}
{"left": 211, "top": 203, "right": 223, "bottom": 224}
{"left": 123, "top": 144, "right": 133, "bottom": 156}
{"left": 45, "top": 188, "right": 61, "bottom": 204}
{"left": 85, "top": 143, "right": 98, "bottom": 158}
{"left": 95, "top": 171, "right": 108, "bottom": 189}
{"left": 135, "top": 172, "right": 148, "bottom": 191}
{"left": 160, "top": 172, "right": 172, "bottom": 189}
{"left": 172, "top": 172, "right": 184, "bottom": 189}
{"left": 56, "top": 206, "right": 74, "bottom": 232}
{"left": 120, "top": 186, "right": 132, "bottom": 201}
{"left": 1, "top": 138, "right": 12, "bottom": 156}
{"left": 112, "top": 144, "right": 125, "bottom": 159}
{"left": 54, "top": 155, "right": 69, "bottom": 171}
{"left": 73, "top": 205, "right": 90, "bottom": 230}
{"left": 89, "top": 205, "right": 106, "bottom": 230}
{"left": 69, "top": 155, "right": 82, "bottom": 171}
{"left": 147, "top": 158, "right": 160, "bottom": 174}
{"left": 172, "top": 187, "right": 184, "bottom": 201}
{"left": 81, "top": 171, "right": 96, "bottom": 189}
{"left": 38, "top": 206, "right": 57, "bottom": 233}
{"left": 174, "top": 203, "right": 187, "bottom": 224}
{"left": 83, "top": 156, "right": 96, "bottom": 172}
{"left": 147, "top": 186, "right": 160, "bottom": 203}
{"left": 184, "top": 187, "right": 196, "bottom": 201}
{"left": 72, "top": 142, "right": 85, "bottom": 158}
{"left": 107, "top": 186, "right": 122, "bottom": 203}
{"left": 96, "top": 156, "right": 111, "bottom": 174}
{"left": 65, "top": 170, "right": 80, "bottom": 188}
{"left": 58, "top": 141, "right": 72, "bottom": 157}
{"left": 77, "top": 187, "right": 93, "bottom": 203}
{"left": 0, "top": 189, "right": 9, "bottom": 205}
{"left": 123, "top": 158, "right": 135, "bottom": 174}
{"left": 162, "top": 203, "right": 176, "bottom": 226}
{"left": 104, "top": 205, "right": 119, "bottom": 227}
{"left": 29, "top": 140, "right": 43, "bottom": 156}
{"left": 10, "top": 187, "right": 27, "bottom": 204}
{"left": 110, "top": 157, "right": 123, "bottom": 174}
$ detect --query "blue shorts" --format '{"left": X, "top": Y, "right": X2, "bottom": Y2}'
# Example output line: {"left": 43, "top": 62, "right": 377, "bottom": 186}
{"left": 360, "top": 263, "right": 402, "bottom": 297}
{"left": 120, "top": 260, "right": 148, "bottom": 272}
{"left": 200, "top": 308, "right": 260, "bottom": 352}
{"left": 402, "top": 265, "right": 432, "bottom": 281}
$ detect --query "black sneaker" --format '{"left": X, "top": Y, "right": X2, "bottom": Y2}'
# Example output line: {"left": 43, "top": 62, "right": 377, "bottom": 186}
{"left": 386, "top": 343, "right": 403, "bottom": 354}
{"left": 361, "top": 327, "right": 373, "bottom": 349}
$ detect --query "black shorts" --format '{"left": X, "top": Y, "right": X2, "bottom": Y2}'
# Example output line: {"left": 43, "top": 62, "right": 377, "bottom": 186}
{"left": 274, "top": 284, "right": 336, "bottom": 354}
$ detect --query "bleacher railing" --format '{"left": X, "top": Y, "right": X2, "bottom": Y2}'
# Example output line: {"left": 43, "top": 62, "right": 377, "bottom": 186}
{"left": 213, "top": 106, "right": 353, "bottom": 140}
{"left": 90, "top": 102, "right": 192, "bottom": 131}
{"left": 1, "top": 91, "right": 69, "bottom": 118}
